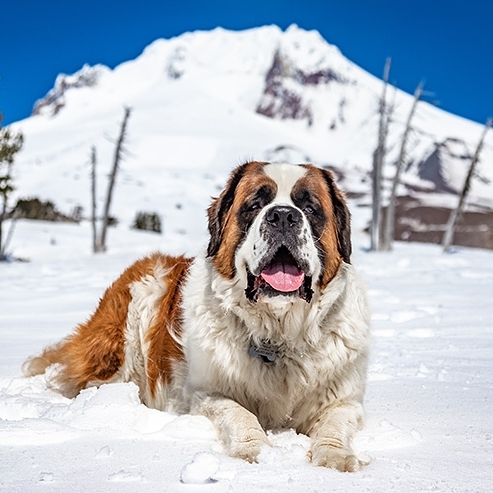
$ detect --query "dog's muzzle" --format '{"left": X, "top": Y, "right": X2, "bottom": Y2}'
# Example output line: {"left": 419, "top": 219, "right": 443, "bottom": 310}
{"left": 245, "top": 205, "right": 313, "bottom": 303}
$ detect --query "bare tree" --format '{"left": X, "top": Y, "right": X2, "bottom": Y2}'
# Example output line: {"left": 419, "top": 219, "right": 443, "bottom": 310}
{"left": 90, "top": 146, "right": 99, "bottom": 253}
{"left": 1, "top": 208, "right": 21, "bottom": 258}
{"left": 381, "top": 81, "right": 424, "bottom": 251}
{"left": 442, "top": 117, "right": 492, "bottom": 253}
{"left": 370, "top": 58, "right": 391, "bottom": 251}
{"left": 95, "top": 106, "right": 132, "bottom": 253}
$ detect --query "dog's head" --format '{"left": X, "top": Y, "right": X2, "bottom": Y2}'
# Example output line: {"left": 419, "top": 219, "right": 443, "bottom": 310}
{"left": 207, "top": 162, "right": 351, "bottom": 303}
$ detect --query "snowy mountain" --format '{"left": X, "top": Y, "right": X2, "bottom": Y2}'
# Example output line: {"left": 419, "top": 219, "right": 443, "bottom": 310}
{"left": 8, "top": 25, "right": 493, "bottom": 240}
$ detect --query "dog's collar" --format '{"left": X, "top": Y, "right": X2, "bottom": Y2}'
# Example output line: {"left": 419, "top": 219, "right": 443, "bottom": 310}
{"left": 249, "top": 339, "right": 282, "bottom": 363}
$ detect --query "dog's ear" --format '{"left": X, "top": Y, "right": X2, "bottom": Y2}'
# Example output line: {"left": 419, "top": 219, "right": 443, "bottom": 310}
{"left": 321, "top": 169, "right": 352, "bottom": 263}
{"left": 207, "top": 163, "right": 248, "bottom": 257}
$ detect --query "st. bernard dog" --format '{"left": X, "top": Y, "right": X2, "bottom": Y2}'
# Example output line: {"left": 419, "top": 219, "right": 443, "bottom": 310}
{"left": 23, "top": 161, "right": 370, "bottom": 472}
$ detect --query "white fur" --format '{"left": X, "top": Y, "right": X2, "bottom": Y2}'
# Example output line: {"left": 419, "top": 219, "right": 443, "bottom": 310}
{"left": 264, "top": 162, "right": 307, "bottom": 204}
{"left": 178, "top": 252, "right": 370, "bottom": 469}
{"left": 117, "top": 262, "right": 172, "bottom": 409}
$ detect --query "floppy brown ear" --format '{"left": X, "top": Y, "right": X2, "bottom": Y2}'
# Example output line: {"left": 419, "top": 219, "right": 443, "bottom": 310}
{"left": 207, "top": 163, "right": 248, "bottom": 257}
{"left": 322, "top": 169, "right": 352, "bottom": 263}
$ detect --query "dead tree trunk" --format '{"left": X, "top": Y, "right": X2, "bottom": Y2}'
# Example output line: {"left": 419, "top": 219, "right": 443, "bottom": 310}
{"left": 90, "top": 146, "right": 99, "bottom": 253}
{"left": 1, "top": 208, "right": 20, "bottom": 258}
{"left": 96, "top": 106, "right": 132, "bottom": 253}
{"left": 442, "top": 117, "right": 492, "bottom": 253}
{"left": 381, "top": 81, "right": 424, "bottom": 251}
{"left": 370, "top": 58, "right": 391, "bottom": 251}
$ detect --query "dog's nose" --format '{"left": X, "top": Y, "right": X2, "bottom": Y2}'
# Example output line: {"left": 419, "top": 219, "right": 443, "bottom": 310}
{"left": 265, "top": 205, "right": 302, "bottom": 231}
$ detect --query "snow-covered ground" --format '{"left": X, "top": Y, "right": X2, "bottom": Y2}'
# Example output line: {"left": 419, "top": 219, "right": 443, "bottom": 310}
{"left": 1, "top": 207, "right": 492, "bottom": 491}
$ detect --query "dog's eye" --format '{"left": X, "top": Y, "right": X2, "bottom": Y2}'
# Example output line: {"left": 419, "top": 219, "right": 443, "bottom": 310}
{"left": 292, "top": 189, "right": 321, "bottom": 217}
{"left": 247, "top": 203, "right": 261, "bottom": 212}
{"left": 240, "top": 202, "right": 261, "bottom": 217}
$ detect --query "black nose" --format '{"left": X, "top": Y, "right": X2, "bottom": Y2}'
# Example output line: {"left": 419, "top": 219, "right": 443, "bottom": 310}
{"left": 265, "top": 205, "right": 302, "bottom": 231}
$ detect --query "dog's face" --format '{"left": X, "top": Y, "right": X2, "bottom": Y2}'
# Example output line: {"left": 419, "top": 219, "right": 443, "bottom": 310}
{"left": 207, "top": 162, "right": 351, "bottom": 303}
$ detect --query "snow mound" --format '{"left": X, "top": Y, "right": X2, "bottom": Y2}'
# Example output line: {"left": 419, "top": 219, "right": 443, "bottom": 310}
{"left": 180, "top": 452, "right": 221, "bottom": 484}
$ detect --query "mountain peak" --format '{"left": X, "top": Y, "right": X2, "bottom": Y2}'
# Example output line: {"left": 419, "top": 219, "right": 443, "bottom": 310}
{"left": 32, "top": 64, "right": 109, "bottom": 117}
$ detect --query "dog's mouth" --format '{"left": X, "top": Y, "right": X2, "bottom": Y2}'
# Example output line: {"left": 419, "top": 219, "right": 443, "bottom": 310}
{"left": 246, "top": 246, "right": 313, "bottom": 303}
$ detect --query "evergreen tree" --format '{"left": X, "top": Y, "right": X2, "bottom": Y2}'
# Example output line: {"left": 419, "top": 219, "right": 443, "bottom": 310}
{"left": 0, "top": 113, "right": 24, "bottom": 260}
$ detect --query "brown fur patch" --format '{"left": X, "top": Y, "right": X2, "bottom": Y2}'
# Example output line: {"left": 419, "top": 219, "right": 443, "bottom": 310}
{"left": 210, "top": 162, "right": 276, "bottom": 279}
{"left": 23, "top": 253, "right": 192, "bottom": 398}
{"left": 145, "top": 255, "right": 192, "bottom": 397}
{"left": 298, "top": 165, "right": 345, "bottom": 288}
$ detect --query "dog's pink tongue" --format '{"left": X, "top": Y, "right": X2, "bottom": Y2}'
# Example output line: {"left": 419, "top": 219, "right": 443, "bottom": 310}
{"left": 260, "top": 262, "right": 304, "bottom": 292}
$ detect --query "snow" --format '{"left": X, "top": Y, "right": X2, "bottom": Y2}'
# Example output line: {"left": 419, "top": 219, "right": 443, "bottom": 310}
{"left": 1, "top": 210, "right": 492, "bottom": 491}
{"left": 1, "top": 24, "right": 492, "bottom": 492}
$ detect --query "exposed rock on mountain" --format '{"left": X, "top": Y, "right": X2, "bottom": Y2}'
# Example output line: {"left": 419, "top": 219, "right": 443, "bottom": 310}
{"left": 33, "top": 64, "right": 107, "bottom": 117}
{"left": 256, "top": 48, "right": 348, "bottom": 122}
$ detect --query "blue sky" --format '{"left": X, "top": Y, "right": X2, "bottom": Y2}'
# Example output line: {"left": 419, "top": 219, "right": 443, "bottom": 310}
{"left": 1, "top": 0, "right": 492, "bottom": 125}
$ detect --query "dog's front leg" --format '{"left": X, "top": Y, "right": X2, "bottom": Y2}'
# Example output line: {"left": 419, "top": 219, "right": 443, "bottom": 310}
{"left": 308, "top": 401, "right": 367, "bottom": 472}
{"left": 191, "top": 393, "right": 271, "bottom": 462}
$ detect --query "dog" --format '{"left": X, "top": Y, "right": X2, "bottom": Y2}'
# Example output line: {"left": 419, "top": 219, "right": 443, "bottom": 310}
{"left": 23, "top": 161, "right": 370, "bottom": 472}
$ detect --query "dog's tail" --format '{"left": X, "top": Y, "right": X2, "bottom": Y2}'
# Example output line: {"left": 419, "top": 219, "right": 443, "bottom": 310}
{"left": 22, "top": 340, "right": 68, "bottom": 378}
{"left": 21, "top": 339, "right": 85, "bottom": 397}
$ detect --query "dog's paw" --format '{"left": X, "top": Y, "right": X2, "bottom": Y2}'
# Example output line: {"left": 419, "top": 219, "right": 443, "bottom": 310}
{"left": 227, "top": 430, "right": 271, "bottom": 463}
{"left": 310, "top": 446, "right": 369, "bottom": 472}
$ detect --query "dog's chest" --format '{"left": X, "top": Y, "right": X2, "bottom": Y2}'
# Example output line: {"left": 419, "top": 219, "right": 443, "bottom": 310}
{"left": 218, "top": 334, "right": 329, "bottom": 429}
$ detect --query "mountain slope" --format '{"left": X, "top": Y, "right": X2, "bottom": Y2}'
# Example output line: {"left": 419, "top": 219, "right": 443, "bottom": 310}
{"left": 9, "top": 25, "right": 493, "bottom": 230}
